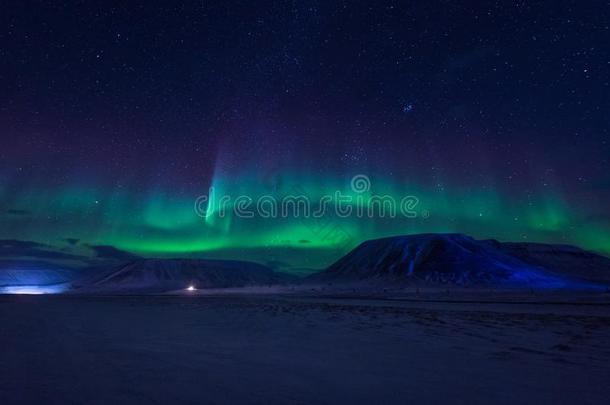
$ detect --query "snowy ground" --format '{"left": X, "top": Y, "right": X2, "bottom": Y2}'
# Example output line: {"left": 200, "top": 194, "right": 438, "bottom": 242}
{"left": 1, "top": 294, "right": 610, "bottom": 404}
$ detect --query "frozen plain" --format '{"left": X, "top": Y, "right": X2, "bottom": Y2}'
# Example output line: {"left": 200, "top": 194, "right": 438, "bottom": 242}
{"left": 1, "top": 293, "right": 610, "bottom": 405}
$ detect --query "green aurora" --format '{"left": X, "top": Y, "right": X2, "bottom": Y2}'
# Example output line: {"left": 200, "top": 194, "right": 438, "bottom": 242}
{"left": 1, "top": 172, "right": 608, "bottom": 273}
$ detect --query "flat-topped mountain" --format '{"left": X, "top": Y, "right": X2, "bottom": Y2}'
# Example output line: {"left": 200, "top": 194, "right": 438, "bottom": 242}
{"left": 310, "top": 233, "right": 610, "bottom": 289}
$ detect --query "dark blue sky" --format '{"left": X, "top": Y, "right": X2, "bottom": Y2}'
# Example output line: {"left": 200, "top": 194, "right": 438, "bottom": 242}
{"left": 0, "top": 1, "right": 609, "bottom": 269}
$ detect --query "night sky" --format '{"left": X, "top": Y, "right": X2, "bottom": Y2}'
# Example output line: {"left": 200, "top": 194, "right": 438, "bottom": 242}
{"left": 1, "top": 1, "right": 609, "bottom": 273}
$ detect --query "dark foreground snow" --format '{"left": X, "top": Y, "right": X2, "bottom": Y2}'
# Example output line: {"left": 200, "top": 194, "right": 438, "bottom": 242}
{"left": 1, "top": 294, "right": 610, "bottom": 404}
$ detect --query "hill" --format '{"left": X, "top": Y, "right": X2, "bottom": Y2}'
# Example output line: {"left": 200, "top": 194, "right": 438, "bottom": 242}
{"left": 309, "top": 233, "right": 610, "bottom": 289}
{"left": 74, "top": 258, "right": 291, "bottom": 293}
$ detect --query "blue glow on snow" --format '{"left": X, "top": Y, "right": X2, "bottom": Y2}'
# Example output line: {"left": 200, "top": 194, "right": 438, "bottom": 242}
{"left": 0, "top": 284, "right": 67, "bottom": 295}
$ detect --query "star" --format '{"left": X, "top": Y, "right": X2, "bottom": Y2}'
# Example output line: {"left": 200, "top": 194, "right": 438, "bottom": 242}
{"left": 402, "top": 103, "right": 414, "bottom": 113}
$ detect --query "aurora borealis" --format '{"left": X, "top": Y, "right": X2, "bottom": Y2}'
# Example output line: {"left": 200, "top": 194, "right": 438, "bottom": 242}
{"left": 1, "top": 1, "right": 609, "bottom": 273}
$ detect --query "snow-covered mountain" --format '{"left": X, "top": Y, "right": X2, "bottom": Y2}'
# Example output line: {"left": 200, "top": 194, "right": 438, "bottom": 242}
{"left": 498, "top": 242, "right": 610, "bottom": 285}
{"left": 0, "top": 260, "right": 78, "bottom": 287}
{"left": 74, "top": 258, "right": 291, "bottom": 293}
{"left": 309, "top": 233, "right": 610, "bottom": 289}
{"left": 0, "top": 266, "right": 74, "bottom": 286}
{"left": 0, "top": 261, "right": 80, "bottom": 294}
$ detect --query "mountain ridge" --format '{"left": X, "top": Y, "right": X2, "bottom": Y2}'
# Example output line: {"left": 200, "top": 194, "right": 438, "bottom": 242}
{"left": 309, "top": 233, "right": 610, "bottom": 289}
{"left": 73, "top": 258, "right": 293, "bottom": 293}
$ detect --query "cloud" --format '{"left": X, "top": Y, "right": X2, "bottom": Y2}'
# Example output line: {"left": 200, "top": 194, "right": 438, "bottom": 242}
{"left": 0, "top": 240, "right": 44, "bottom": 251}
{"left": 0, "top": 239, "right": 84, "bottom": 261}
{"left": 87, "top": 245, "right": 141, "bottom": 261}
{"left": 0, "top": 238, "right": 141, "bottom": 263}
